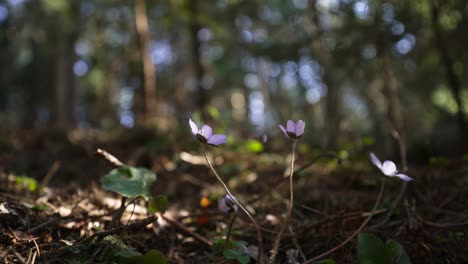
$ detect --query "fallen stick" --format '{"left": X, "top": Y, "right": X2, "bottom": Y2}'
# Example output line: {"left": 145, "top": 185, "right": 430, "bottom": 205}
{"left": 161, "top": 214, "right": 213, "bottom": 247}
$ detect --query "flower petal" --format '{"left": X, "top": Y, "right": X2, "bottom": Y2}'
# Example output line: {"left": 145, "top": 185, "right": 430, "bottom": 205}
{"left": 286, "top": 120, "right": 295, "bottom": 133}
{"left": 395, "top": 173, "right": 413, "bottom": 182}
{"left": 189, "top": 118, "right": 198, "bottom": 135}
{"left": 219, "top": 195, "right": 238, "bottom": 213}
{"left": 279, "top": 124, "right": 288, "bottom": 136}
{"left": 295, "top": 120, "right": 305, "bottom": 137}
{"left": 369, "top": 152, "right": 382, "bottom": 170}
{"left": 218, "top": 198, "right": 230, "bottom": 213}
{"left": 200, "top": 125, "right": 213, "bottom": 138}
{"left": 207, "top": 134, "right": 227, "bottom": 146}
{"left": 381, "top": 161, "right": 397, "bottom": 176}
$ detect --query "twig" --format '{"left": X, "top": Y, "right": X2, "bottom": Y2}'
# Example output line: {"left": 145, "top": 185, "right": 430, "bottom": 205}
{"left": 301, "top": 205, "right": 330, "bottom": 217}
{"left": 40, "top": 161, "right": 61, "bottom": 188}
{"left": 126, "top": 200, "right": 138, "bottom": 225}
{"left": 418, "top": 216, "right": 468, "bottom": 228}
{"left": 30, "top": 250, "right": 37, "bottom": 264}
{"left": 304, "top": 179, "right": 385, "bottom": 263}
{"left": 109, "top": 197, "right": 127, "bottom": 229}
{"left": 96, "top": 148, "right": 124, "bottom": 167}
{"left": 161, "top": 214, "right": 213, "bottom": 247}
{"left": 27, "top": 216, "right": 74, "bottom": 234}
{"left": 79, "top": 214, "right": 157, "bottom": 244}
{"left": 11, "top": 248, "right": 26, "bottom": 264}
{"left": 95, "top": 148, "right": 140, "bottom": 229}
{"left": 288, "top": 225, "right": 306, "bottom": 262}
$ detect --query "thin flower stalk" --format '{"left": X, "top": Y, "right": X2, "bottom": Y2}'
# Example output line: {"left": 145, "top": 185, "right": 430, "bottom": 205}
{"left": 269, "top": 139, "right": 297, "bottom": 264}
{"left": 202, "top": 146, "right": 263, "bottom": 263}
{"left": 224, "top": 211, "right": 238, "bottom": 251}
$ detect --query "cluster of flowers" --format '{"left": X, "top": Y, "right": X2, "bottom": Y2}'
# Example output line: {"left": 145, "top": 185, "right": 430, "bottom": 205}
{"left": 189, "top": 118, "right": 412, "bottom": 212}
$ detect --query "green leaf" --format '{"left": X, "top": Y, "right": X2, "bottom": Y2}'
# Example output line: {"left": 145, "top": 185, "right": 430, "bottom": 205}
{"left": 224, "top": 249, "right": 250, "bottom": 264}
{"left": 385, "top": 240, "right": 411, "bottom": 264}
{"left": 148, "top": 195, "right": 169, "bottom": 213}
{"left": 224, "top": 249, "right": 242, "bottom": 259}
{"left": 101, "top": 166, "right": 156, "bottom": 201}
{"left": 231, "top": 240, "right": 248, "bottom": 247}
{"left": 208, "top": 106, "right": 220, "bottom": 119}
{"left": 15, "top": 176, "right": 39, "bottom": 191}
{"left": 114, "top": 249, "right": 166, "bottom": 264}
{"left": 113, "top": 250, "right": 143, "bottom": 264}
{"left": 245, "top": 139, "right": 264, "bottom": 153}
{"left": 133, "top": 250, "right": 167, "bottom": 264}
{"left": 357, "top": 233, "right": 390, "bottom": 264}
{"left": 236, "top": 254, "right": 250, "bottom": 264}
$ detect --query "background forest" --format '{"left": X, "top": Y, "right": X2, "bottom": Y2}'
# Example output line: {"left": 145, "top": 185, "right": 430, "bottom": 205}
{"left": 1, "top": 0, "right": 467, "bottom": 156}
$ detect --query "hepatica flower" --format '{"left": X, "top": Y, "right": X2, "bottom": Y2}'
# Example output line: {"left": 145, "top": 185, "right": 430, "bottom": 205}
{"left": 279, "top": 120, "right": 305, "bottom": 139}
{"left": 370, "top": 152, "right": 413, "bottom": 182}
{"left": 189, "top": 118, "right": 227, "bottom": 147}
{"left": 219, "top": 194, "right": 238, "bottom": 213}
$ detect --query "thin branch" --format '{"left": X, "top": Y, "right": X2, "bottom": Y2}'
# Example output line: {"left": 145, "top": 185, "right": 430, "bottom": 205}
{"left": 96, "top": 148, "right": 124, "bottom": 167}
{"left": 304, "top": 179, "right": 385, "bottom": 263}
{"left": 79, "top": 214, "right": 157, "bottom": 244}
{"left": 161, "top": 214, "right": 213, "bottom": 247}
{"left": 419, "top": 216, "right": 468, "bottom": 229}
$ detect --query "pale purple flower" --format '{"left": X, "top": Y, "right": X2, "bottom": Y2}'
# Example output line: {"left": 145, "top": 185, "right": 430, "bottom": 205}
{"left": 189, "top": 118, "right": 227, "bottom": 147}
{"left": 219, "top": 194, "right": 238, "bottom": 213}
{"left": 370, "top": 152, "right": 413, "bottom": 182}
{"left": 279, "top": 120, "right": 305, "bottom": 139}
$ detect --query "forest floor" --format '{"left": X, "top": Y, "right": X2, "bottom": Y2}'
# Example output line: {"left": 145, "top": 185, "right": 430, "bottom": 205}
{"left": 0, "top": 128, "right": 467, "bottom": 264}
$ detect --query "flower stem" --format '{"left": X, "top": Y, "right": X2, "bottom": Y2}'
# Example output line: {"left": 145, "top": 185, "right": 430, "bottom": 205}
{"left": 269, "top": 139, "right": 297, "bottom": 264}
{"left": 202, "top": 146, "right": 263, "bottom": 263}
{"left": 224, "top": 212, "right": 238, "bottom": 251}
{"left": 303, "top": 179, "right": 386, "bottom": 263}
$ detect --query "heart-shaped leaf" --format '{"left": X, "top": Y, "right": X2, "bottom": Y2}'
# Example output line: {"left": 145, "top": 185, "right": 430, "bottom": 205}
{"left": 101, "top": 166, "right": 156, "bottom": 201}
{"left": 357, "top": 233, "right": 390, "bottom": 264}
{"left": 385, "top": 239, "right": 411, "bottom": 264}
{"left": 114, "top": 249, "right": 166, "bottom": 264}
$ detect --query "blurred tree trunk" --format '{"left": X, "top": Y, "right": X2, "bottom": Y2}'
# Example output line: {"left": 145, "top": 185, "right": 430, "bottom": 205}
{"left": 22, "top": 39, "right": 39, "bottom": 128}
{"left": 51, "top": 1, "right": 81, "bottom": 130}
{"left": 431, "top": 0, "right": 468, "bottom": 151}
{"left": 309, "top": 0, "right": 342, "bottom": 149}
{"left": 135, "top": 0, "right": 157, "bottom": 125}
{"left": 381, "top": 54, "right": 407, "bottom": 169}
{"left": 189, "top": 0, "right": 209, "bottom": 120}
{"left": 258, "top": 58, "right": 270, "bottom": 130}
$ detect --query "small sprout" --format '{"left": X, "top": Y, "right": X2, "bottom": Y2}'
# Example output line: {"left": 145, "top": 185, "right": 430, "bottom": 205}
{"left": 189, "top": 118, "right": 227, "bottom": 147}
{"left": 219, "top": 194, "right": 238, "bottom": 214}
{"left": 279, "top": 120, "right": 305, "bottom": 139}
{"left": 370, "top": 152, "right": 413, "bottom": 182}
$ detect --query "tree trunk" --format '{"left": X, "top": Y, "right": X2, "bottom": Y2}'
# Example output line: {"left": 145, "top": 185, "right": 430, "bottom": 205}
{"left": 431, "top": 0, "right": 468, "bottom": 151}
{"left": 51, "top": 1, "right": 81, "bottom": 130}
{"left": 381, "top": 54, "right": 407, "bottom": 169}
{"left": 309, "top": 0, "right": 342, "bottom": 149}
{"left": 135, "top": 0, "right": 157, "bottom": 125}
{"left": 188, "top": 0, "right": 209, "bottom": 120}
